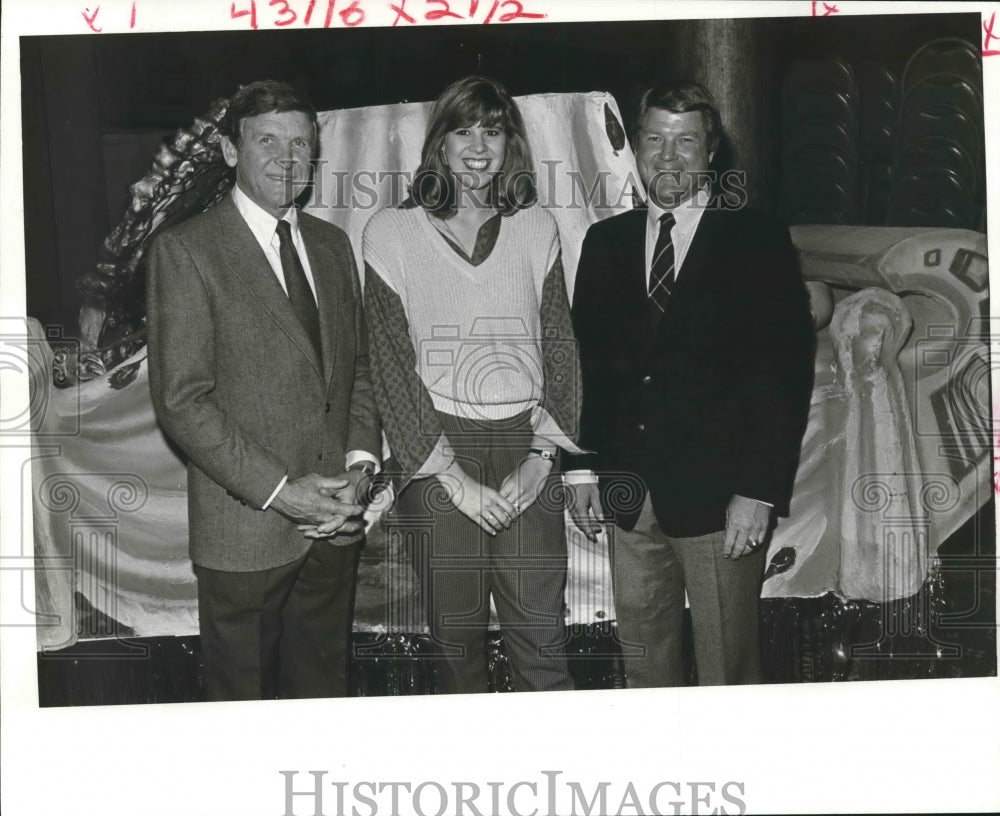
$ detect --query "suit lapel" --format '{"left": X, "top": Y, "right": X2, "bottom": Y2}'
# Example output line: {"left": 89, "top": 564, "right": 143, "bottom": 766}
{"left": 298, "top": 215, "right": 339, "bottom": 386}
{"left": 672, "top": 205, "right": 720, "bottom": 294}
{"left": 216, "top": 196, "right": 324, "bottom": 379}
{"left": 649, "top": 203, "right": 724, "bottom": 342}
{"left": 620, "top": 208, "right": 650, "bottom": 316}
{"left": 624, "top": 207, "right": 668, "bottom": 343}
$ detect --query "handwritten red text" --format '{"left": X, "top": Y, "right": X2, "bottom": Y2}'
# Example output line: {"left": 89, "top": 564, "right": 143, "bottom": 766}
{"left": 811, "top": 1, "right": 839, "bottom": 16}
{"left": 388, "top": 0, "right": 547, "bottom": 27}
{"left": 81, "top": 6, "right": 102, "bottom": 31}
{"left": 230, "top": 0, "right": 367, "bottom": 29}
{"left": 984, "top": 12, "right": 999, "bottom": 56}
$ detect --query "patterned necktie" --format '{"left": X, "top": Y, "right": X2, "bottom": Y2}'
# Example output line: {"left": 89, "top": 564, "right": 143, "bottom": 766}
{"left": 648, "top": 211, "right": 677, "bottom": 316}
{"left": 275, "top": 219, "right": 322, "bottom": 362}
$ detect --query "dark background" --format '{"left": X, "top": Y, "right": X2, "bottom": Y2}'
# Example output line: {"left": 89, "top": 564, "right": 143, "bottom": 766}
{"left": 20, "top": 12, "right": 981, "bottom": 333}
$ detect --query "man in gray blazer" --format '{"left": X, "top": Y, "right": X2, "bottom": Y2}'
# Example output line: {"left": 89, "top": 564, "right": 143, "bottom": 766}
{"left": 147, "top": 80, "right": 380, "bottom": 701}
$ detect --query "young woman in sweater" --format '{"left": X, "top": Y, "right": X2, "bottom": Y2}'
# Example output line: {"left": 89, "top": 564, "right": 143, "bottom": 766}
{"left": 362, "top": 76, "right": 582, "bottom": 694}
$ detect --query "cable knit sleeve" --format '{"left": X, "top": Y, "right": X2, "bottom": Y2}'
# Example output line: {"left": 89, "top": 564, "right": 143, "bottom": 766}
{"left": 531, "top": 223, "right": 583, "bottom": 454}
{"left": 363, "top": 213, "right": 454, "bottom": 484}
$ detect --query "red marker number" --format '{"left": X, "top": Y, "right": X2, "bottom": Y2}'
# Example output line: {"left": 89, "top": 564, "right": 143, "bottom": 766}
{"left": 231, "top": 0, "right": 258, "bottom": 28}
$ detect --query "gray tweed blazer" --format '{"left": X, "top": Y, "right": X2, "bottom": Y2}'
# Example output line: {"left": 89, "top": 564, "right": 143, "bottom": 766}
{"left": 146, "top": 194, "right": 379, "bottom": 571}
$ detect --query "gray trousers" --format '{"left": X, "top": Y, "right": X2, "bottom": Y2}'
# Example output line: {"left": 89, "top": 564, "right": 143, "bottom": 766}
{"left": 611, "top": 496, "right": 765, "bottom": 687}
{"left": 397, "top": 411, "right": 572, "bottom": 694}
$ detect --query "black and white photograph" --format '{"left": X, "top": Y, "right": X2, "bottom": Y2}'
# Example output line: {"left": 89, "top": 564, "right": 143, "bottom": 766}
{"left": 1, "top": 1, "right": 998, "bottom": 814}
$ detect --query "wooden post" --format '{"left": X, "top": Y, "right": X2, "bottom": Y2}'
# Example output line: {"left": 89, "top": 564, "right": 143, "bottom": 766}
{"left": 669, "top": 17, "right": 773, "bottom": 211}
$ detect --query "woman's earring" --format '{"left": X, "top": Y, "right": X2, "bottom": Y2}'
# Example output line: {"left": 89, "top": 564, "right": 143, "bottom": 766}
{"left": 440, "top": 146, "right": 449, "bottom": 167}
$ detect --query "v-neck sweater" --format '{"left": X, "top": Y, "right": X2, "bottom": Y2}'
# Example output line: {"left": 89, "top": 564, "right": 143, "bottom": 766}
{"left": 364, "top": 205, "right": 560, "bottom": 420}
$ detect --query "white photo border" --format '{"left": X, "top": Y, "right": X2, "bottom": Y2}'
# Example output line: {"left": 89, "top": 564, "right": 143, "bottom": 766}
{"left": 2, "top": 2, "right": 998, "bottom": 815}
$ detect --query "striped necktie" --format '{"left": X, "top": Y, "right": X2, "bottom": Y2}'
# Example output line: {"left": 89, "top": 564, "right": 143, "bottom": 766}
{"left": 648, "top": 211, "right": 676, "bottom": 316}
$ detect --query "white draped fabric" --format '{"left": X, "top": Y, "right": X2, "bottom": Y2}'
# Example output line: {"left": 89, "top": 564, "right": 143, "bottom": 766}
{"left": 29, "top": 327, "right": 196, "bottom": 650}
{"left": 309, "top": 91, "right": 639, "bottom": 300}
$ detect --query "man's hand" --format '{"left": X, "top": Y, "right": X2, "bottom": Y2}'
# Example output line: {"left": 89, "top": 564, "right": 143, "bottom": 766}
{"left": 294, "top": 469, "right": 372, "bottom": 540}
{"left": 322, "top": 467, "right": 373, "bottom": 506}
{"left": 435, "top": 463, "right": 516, "bottom": 536}
{"left": 723, "top": 494, "right": 771, "bottom": 559}
{"left": 271, "top": 472, "right": 363, "bottom": 528}
{"left": 568, "top": 481, "right": 604, "bottom": 543}
{"left": 499, "top": 455, "right": 553, "bottom": 517}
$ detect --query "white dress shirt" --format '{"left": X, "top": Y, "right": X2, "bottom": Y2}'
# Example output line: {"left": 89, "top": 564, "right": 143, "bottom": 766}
{"left": 643, "top": 185, "right": 710, "bottom": 289}
{"left": 231, "top": 182, "right": 318, "bottom": 299}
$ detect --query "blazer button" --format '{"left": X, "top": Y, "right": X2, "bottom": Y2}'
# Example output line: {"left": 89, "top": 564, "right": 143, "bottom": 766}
{"left": 324, "top": 402, "right": 331, "bottom": 413}
{"left": 642, "top": 375, "right": 652, "bottom": 385}
{"left": 317, "top": 453, "right": 323, "bottom": 461}
{"left": 637, "top": 423, "right": 646, "bottom": 431}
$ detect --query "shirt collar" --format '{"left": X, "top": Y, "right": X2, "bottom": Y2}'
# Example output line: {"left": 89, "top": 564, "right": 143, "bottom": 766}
{"left": 231, "top": 182, "right": 299, "bottom": 246}
{"left": 646, "top": 185, "right": 710, "bottom": 233}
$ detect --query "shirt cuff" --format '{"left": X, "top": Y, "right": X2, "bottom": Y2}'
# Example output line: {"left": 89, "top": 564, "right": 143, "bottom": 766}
{"left": 346, "top": 450, "right": 381, "bottom": 473}
{"left": 562, "top": 470, "right": 598, "bottom": 485}
{"left": 261, "top": 474, "right": 288, "bottom": 510}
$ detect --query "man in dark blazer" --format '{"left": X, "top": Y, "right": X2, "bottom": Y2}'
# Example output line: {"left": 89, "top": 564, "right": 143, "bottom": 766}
{"left": 147, "top": 81, "right": 380, "bottom": 701}
{"left": 566, "top": 82, "right": 814, "bottom": 686}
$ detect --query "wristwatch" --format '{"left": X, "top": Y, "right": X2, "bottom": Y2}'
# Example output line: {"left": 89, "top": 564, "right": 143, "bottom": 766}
{"left": 528, "top": 448, "right": 555, "bottom": 461}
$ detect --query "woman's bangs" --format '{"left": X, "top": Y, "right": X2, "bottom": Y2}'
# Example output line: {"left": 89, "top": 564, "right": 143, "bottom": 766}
{"left": 446, "top": 94, "right": 509, "bottom": 132}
